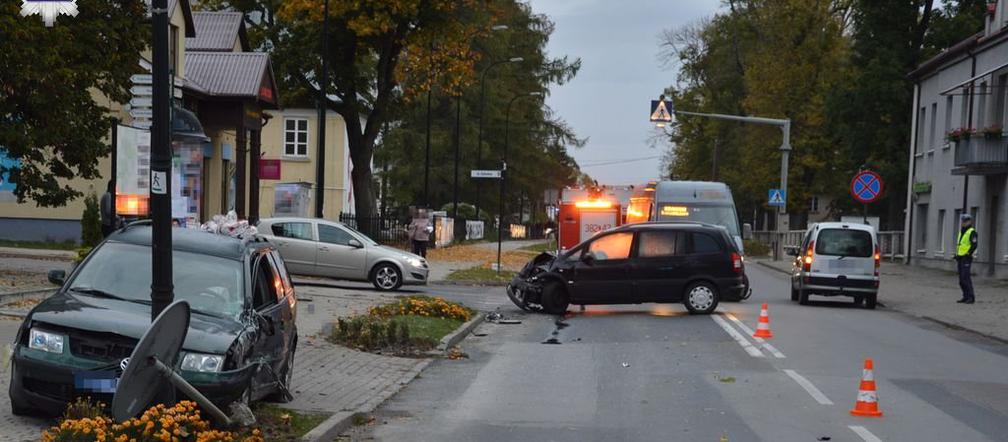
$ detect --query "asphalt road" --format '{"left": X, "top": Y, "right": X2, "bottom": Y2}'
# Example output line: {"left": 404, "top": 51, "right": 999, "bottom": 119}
{"left": 351, "top": 264, "right": 1008, "bottom": 442}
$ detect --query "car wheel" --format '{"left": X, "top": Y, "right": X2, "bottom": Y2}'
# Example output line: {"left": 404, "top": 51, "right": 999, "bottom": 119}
{"left": 683, "top": 281, "right": 719, "bottom": 315}
{"left": 371, "top": 263, "right": 402, "bottom": 291}
{"left": 540, "top": 281, "right": 569, "bottom": 315}
{"left": 790, "top": 286, "right": 799, "bottom": 302}
{"left": 865, "top": 294, "right": 877, "bottom": 310}
{"left": 266, "top": 346, "right": 296, "bottom": 403}
{"left": 798, "top": 289, "right": 810, "bottom": 305}
{"left": 853, "top": 296, "right": 864, "bottom": 306}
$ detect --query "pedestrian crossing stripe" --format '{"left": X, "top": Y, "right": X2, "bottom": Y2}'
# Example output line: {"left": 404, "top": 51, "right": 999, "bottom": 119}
{"left": 650, "top": 100, "right": 672, "bottom": 122}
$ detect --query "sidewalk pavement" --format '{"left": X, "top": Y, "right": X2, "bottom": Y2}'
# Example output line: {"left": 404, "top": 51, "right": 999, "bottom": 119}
{"left": 0, "top": 247, "right": 75, "bottom": 261}
{"left": 754, "top": 258, "right": 1008, "bottom": 342}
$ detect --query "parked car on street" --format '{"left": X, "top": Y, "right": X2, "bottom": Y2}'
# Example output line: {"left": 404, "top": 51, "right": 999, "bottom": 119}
{"left": 257, "top": 217, "right": 428, "bottom": 291}
{"left": 507, "top": 222, "right": 749, "bottom": 315}
{"left": 8, "top": 222, "right": 298, "bottom": 416}
{"left": 787, "top": 222, "right": 880, "bottom": 308}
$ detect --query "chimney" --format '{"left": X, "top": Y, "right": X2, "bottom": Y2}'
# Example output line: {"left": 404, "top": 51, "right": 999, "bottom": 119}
{"left": 994, "top": 0, "right": 1006, "bottom": 35}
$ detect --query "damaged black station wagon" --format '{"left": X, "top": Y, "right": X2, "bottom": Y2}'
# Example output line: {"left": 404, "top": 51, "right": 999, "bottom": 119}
{"left": 9, "top": 223, "right": 297, "bottom": 415}
{"left": 508, "top": 222, "right": 750, "bottom": 315}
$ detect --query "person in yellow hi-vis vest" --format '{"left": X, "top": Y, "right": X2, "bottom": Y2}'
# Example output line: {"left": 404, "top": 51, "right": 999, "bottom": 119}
{"left": 955, "top": 214, "right": 978, "bottom": 304}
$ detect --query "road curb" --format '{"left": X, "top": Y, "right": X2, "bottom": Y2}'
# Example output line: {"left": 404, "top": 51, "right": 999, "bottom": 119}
{"left": 918, "top": 315, "right": 1008, "bottom": 345}
{"left": 436, "top": 313, "right": 485, "bottom": 353}
{"left": 755, "top": 260, "right": 789, "bottom": 275}
{"left": 0, "top": 288, "right": 55, "bottom": 303}
{"left": 300, "top": 314, "right": 481, "bottom": 441}
{"left": 429, "top": 279, "right": 509, "bottom": 287}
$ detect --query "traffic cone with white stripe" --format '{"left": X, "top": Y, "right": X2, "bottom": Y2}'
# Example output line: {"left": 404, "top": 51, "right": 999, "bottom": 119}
{"left": 752, "top": 303, "right": 773, "bottom": 338}
{"left": 850, "top": 358, "right": 884, "bottom": 417}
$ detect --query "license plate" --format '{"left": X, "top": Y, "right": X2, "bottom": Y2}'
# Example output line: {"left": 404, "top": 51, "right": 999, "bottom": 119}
{"left": 74, "top": 371, "right": 119, "bottom": 393}
{"left": 829, "top": 259, "right": 859, "bottom": 269}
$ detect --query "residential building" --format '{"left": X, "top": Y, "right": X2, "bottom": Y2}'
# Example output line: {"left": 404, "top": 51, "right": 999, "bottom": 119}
{"left": 0, "top": 3, "right": 352, "bottom": 242}
{"left": 905, "top": 1, "right": 1008, "bottom": 277}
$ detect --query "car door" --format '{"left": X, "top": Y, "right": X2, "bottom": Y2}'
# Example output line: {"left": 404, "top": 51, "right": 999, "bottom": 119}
{"left": 570, "top": 231, "right": 635, "bottom": 303}
{"left": 250, "top": 251, "right": 286, "bottom": 395}
{"left": 686, "top": 231, "right": 730, "bottom": 279}
{"left": 267, "top": 251, "right": 297, "bottom": 375}
{"left": 267, "top": 221, "right": 318, "bottom": 276}
{"left": 315, "top": 222, "right": 368, "bottom": 279}
{"left": 632, "top": 229, "right": 689, "bottom": 302}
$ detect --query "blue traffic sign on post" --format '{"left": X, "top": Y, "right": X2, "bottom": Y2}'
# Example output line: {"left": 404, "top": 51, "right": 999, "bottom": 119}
{"left": 851, "top": 170, "right": 884, "bottom": 204}
{"left": 768, "top": 189, "right": 786, "bottom": 207}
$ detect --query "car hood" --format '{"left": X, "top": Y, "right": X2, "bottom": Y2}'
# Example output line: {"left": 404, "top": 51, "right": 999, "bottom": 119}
{"left": 518, "top": 252, "right": 558, "bottom": 278}
{"left": 373, "top": 245, "right": 420, "bottom": 260}
{"left": 28, "top": 291, "right": 245, "bottom": 354}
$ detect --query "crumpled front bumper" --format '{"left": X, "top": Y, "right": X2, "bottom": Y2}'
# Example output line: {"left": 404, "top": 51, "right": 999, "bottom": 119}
{"left": 506, "top": 275, "right": 544, "bottom": 307}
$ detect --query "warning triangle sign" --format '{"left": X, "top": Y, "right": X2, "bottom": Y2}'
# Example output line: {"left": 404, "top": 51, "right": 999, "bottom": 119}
{"left": 650, "top": 100, "right": 672, "bottom": 122}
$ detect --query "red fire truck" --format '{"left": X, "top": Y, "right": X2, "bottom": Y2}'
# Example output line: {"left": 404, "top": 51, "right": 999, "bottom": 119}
{"left": 556, "top": 188, "right": 622, "bottom": 250}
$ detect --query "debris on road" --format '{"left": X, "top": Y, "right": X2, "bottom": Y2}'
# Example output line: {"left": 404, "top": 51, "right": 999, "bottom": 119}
{"left": 621, "top": 362, "right": 630, "bottom": 368}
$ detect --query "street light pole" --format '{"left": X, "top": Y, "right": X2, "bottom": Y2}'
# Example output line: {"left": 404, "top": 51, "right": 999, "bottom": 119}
{"left": 452, "top": 97, "right": 461, "bottom": 218}
{"left": 497, "top": 92, "right": 542, "bottom": 274}
{"left": 424, "top": 88, "right": 431, "bottom": 208}
{"left": 150, "top": 0, "right": 174, "bottom": 320}
{"left": 314, "top": 0, "right": 329, "bottom": 219}
{"left": 475, "top": 56, "right": 523, "bottom": 219}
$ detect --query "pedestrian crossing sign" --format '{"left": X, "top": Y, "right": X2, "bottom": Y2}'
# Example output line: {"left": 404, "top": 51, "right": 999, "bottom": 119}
{"left": 650, "top": 100, "right": 673, "bottom": 122}
{"left": 768, "top": 189, "right": 785, "bottom": 207}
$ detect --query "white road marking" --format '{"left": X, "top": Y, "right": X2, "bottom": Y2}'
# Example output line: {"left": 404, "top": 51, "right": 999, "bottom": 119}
{"left": 849, "top": 425, "right": 883, "bottom": 442}
{"left": 711, "top": 314, "right": 764, "bottom": 358}
{"left": 783, "top": 369, "right": 834, "bottom": 405}
{"left": 725, "top": 313, "right": 786, "bottom": 358}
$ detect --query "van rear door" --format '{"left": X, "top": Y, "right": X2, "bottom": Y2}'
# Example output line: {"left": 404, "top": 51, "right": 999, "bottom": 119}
{"left": 812, "top": 228, "right": 875, "bottom": 278}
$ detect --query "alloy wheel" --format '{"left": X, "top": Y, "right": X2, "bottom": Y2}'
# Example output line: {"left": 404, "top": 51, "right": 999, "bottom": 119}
{"left": 375, "top": 266, "right": 399, "bottom": 290}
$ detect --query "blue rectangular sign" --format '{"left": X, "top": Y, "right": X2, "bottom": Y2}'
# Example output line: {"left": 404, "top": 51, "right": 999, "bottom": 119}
{"left": 768, "top": 188, "right": 785, "bottom": 207}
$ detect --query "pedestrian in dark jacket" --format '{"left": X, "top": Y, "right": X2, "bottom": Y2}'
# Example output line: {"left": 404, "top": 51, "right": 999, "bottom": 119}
{"left": 954, "top": 214, "right": 978, "bottom": 304}
{"left": 99, "top": 180, "right": 119, "bottom": 237}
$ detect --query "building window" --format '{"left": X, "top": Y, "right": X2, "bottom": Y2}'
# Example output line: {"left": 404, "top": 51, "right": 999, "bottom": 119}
{"left": 960, "top": 94, "right": 969, "bottom": 128}
{"left": 978, "top": 82, "right": 988, "bottom": 127}
{"left": 284, "top": 118, "right": 309, "bottom": 157}
{"left": 916, "top": 106, "right": 926, "bottom": 154}
{"left": 810, "top": 196, "right": 820, "bottom": 213}
{"left": 937, "top": 209, "right": 945, "bottom": 254}
{"left": 930, "top": 102, "right": 938, "bottom": 149}
{"left": 915, "top": 204, "right": 928, "bottom": 254}
{"left": 995, "top": 73, "right": 1008, "bottom": 127}
{"left": 954, "top": 208, "right": 962, "bottom": 253}
{"left": 169, "top": 25, "right": 179, "bottom": 74}
{"left": 944, "top": 96, "right": 954, "bottom": 139}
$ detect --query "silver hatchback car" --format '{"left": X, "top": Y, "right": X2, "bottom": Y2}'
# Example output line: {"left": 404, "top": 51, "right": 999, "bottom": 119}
{"left": 258, "top": 217, "right": 429, "bottom": 290}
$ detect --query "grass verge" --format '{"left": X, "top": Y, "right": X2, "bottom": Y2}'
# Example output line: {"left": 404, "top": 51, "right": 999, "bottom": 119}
{"left": 445, "top": 265, "right": 517, "bottom": 283}
{"left": 518, "top": 240, "right": 556, "bottom": 253}
{"left": 242, "top": 403, "right": 329, "bottom": 441}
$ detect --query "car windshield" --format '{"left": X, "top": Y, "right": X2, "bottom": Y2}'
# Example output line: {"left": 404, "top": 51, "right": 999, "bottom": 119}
{"left": 815, "top": 228, "right": 873, "bottom": 257}
{"left": 657, "top": 204, "right": 740, "bottom": 236}
{"left": 68, "top": 242, "right": 245, "bottom": 318}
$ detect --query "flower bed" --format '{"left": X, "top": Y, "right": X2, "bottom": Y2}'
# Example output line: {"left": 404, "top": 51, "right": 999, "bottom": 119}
{"left": 41, "top": 400, "right": 263, "bottom": 442}
{"left": 330, "top": 296, "right": 475, "bottom": 355}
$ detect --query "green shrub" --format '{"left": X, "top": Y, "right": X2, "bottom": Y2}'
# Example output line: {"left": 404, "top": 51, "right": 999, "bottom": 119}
{"left": 80, "top": 193, "right": 102, "bottom": 248}
{"left": 62, "top": 397, "right": 105, "bottom": 420}
{"left": 74, "top": 247, "right": 93, "bottom": 265}
{"left": 743, "top": 239, "right": 771, "bottom": 257}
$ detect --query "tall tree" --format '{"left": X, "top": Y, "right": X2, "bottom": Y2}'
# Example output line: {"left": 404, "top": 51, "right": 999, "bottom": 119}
{"left": 0, "top": 0, "right": 148, "bottom": 206}
{"left": 204, "top": 0, "right": 504, "bottom": 222}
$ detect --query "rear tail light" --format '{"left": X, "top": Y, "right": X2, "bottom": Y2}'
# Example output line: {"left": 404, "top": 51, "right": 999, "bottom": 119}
{"left": 731, "top": 252, "right": 743, "bottom": 273}
{"left": 874, "top": 245, "right": 881, "bottom": 277}
{"left": 802, "top": 240, "right": 815, "bottom": 272}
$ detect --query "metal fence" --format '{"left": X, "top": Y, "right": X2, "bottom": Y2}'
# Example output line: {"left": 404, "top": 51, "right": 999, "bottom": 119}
{"left": 752, "top": 230, "right": 905, "bottom": 261}
{"left": 338, "top": 213, "right": 409, "bottom": 246}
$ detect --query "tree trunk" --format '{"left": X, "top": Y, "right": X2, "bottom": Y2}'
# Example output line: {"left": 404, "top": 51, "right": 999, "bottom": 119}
{"left": 346, "top": 127, "right": 377, "bottom": 235}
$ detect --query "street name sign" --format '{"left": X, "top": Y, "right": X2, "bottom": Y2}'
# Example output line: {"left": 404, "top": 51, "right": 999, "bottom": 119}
{"left": 851, "top": 170, "right": 883, "bottom": 203}
{"left": 471, "top": 169, "right": 502, "bottom": 179}
{"left": 768, "top": 188, "right": 785, "bottom": 207}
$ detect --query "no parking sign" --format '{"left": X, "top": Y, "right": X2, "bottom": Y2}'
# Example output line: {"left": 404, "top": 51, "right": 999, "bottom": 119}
{"left": 851, "top": 170, "right": 883, "bottom": 204}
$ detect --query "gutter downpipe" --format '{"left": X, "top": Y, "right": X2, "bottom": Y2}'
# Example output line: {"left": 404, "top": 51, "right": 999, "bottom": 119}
{"left": 904, "top": 83, "right": 921, "bottom": 264}
{"left": 964, "top": 51, "right": 977, "bottom": 214}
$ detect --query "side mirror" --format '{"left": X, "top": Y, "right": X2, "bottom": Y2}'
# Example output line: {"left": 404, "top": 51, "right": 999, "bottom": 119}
{"left": 347, "top": 238, "right": 363, "bottom": 248}
{"left": 257, "top": 313, "right": 276, "bottom": 336}
{"left": 48, "top": 269, "right": 66, "bottom": 286}
{"left": 580, "top": 252, "right": 596, "bottom": 265}
{"left": 742, "top": 223, "right": 753, "bottom": 240}
{"left": 784, "top": 246, "right": 799, "bottom": 257}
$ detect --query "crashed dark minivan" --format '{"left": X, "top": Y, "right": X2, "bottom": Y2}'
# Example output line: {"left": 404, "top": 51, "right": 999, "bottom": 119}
{"left": 8, "top": 223, "right": 298, "bottom": 415}
{"left": 508, "top": 222, "right": 750, "bottom": 315}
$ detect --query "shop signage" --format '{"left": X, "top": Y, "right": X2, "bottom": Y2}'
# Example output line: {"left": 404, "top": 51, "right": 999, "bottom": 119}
{"left": 258, "top": 159, "right": 281, "bottom": 180}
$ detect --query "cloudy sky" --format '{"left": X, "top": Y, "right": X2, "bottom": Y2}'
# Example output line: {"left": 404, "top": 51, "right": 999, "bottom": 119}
{"left": 527, "top": 0, "right": 722, "bottom": 185}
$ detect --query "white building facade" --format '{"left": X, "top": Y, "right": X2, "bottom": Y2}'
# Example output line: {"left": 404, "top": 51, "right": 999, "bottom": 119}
{"left": 905, "top": 1, "right": 1008, "bottom": 277}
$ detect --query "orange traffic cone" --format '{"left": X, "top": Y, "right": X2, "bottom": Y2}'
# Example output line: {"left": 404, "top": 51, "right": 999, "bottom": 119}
{"left": 850, "top": 358, "right": 884, "bottom": 417}
{"left": 753, "top": 303, "right": 773, "bottom": 338}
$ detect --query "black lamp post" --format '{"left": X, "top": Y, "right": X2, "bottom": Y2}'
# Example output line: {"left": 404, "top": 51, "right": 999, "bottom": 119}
{"left": 315, "top": 0, "right": 329, "bottom": 218}
{"left": 496, "top": 91, "right": 542, "bottom": 273}
{"left": 474, "top": 56, "right": 523, "bottom": 219}
{"left": 149, "top": 0, "right": 173, "bottom": 320}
